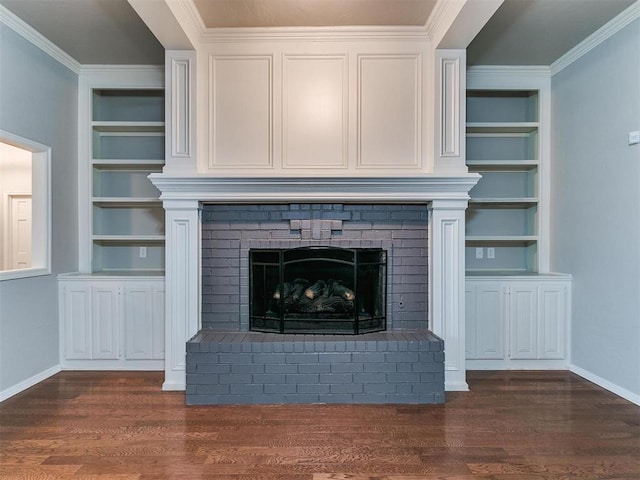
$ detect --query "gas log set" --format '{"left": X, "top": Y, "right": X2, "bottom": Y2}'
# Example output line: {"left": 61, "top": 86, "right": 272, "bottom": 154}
{"left": 249, "top": 247, "right": 387, "bottom": 334}
{"left": 271, "top": 278, "right": 356, "bottom": 315}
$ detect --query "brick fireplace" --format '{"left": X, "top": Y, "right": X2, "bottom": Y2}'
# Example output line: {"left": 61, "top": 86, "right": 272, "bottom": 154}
{"left": 149, "top": 176, "right": 479, "bottom": 397}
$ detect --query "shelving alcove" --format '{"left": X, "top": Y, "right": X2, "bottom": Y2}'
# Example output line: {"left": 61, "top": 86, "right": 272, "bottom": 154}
{"left": 59, "top": 68, "right": 166, "bottom": 370}
{"left": 464, "top": 68, "right": 571, "bottom": 370}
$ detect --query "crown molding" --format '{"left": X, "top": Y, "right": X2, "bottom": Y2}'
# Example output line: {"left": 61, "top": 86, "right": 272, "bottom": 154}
{"left": 551, "top": 1, "right": 640, "bottom": 76}
{"left": 0, "top": 4, "right": 80, "bottom": 74}
{"left": 425, "top": 0, "right": 462, "bottom": 43}
{"left": 467, "top": 65, "right": 551, "bottom": 78}
{"left": 199, "top": 25, "right": 429, "bottom": 43}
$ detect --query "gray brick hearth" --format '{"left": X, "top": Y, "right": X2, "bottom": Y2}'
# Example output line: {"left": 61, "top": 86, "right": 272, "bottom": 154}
{"left": 186, "top": 330, "right": 445, "bottom": 405}
{"left": 188, "top": 203, "right": 445, "bottom": 405}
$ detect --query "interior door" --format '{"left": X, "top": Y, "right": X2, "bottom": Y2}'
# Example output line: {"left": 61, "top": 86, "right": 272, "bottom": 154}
{"left": 8, "top": 194, "right": 32, "bottom": 269}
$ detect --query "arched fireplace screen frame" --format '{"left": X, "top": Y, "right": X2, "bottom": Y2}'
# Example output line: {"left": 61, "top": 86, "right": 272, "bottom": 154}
{"left": 249, "top": 247, "right": 387, "bottom": 334}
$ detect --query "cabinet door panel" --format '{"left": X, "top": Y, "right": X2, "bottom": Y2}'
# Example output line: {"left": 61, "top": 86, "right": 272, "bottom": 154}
{"left": 465, "top": 286, "right": 477, "bottom": 359}
{"left": 91, "top": 285, "right": 120, "bottom": 359}
{"left": 509, "top": 286, "right": 537, "bottom": 359}
{"left": 124, "top": 285, "right": 153, "bottom": 360}
{"left": 151, "top": 286, "right": 165, "bottom": 359}
{"left": 538, "top": 285, "right": 566, "bottom": 359}
{"left": 63, "top": 284, "right": 92, "bottom": 359}
{"left": 476, "top": 284, "right": 505, "bottom": 359}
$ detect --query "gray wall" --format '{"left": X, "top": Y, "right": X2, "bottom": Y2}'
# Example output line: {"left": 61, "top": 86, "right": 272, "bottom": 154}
{"left": 0, "top": 25, "right": 78, "bottom": 392}
{"left": 551, "top": 19, "right": 640, "bottom": 397}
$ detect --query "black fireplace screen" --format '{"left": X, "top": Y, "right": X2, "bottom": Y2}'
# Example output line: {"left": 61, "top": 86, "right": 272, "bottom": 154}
{"left": 249, "top": 247, "right": 387, "bottom": 334}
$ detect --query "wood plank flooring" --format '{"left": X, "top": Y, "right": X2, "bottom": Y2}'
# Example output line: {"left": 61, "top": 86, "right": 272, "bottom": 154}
{"left": 1, "top": 370, "right": 638, "bottom": 479}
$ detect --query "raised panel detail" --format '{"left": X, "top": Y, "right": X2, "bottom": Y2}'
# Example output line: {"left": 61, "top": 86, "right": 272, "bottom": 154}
{"left": 509, "top": 286, "right": 537, "bottom": 359}
{"left": 124, "top": 285, "right": 153, "bottom": 360}
{"left": 210, "top": 56, "right": 272, "bottom": 169}
{"left": 152, "top": 286, "right": 165, "bottom": 359}
{"left": 65, "top": 285, "right": 91, "bottom": 359}
{"left": 91, "top": 285, "right": 119, "bottom": 360}
{"left": 283, "top": 55, "right": 347, "bottom": 169}
{"left": 538, "top": 285, "right": 566, "bottom": 359}
{"left": 476, "top": 284, "right": 504, "bottom": 359}
{"left": 358, "top": 55, "right": 421, "bottom": 168}
{"left": 440, "top": 57, "right": 460, "bottom": 157}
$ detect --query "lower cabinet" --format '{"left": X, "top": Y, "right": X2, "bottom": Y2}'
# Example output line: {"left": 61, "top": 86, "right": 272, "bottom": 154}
{"left": 58, "top": 274, "right": 165, "bottom": 370}
{"left": 465, "top": 274, "right": 571, "bottom": 369}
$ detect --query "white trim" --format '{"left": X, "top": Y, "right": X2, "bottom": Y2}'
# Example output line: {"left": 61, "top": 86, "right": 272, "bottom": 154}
{"left": 551, "top": 2, "right": 640, "bottom": 76}
{"left": 0, "top": 5, "right": 80, "bottom": 74}
{"left": 0, "top": 131, "right": 52, "bottom": 282}
{"left": 570, "top": 364, "right": 640, "bottom": 406}
{"left": 467, "top": 65, "right": 551, "bottom": 84}
{"left": 0, "top": 364, "right": 61, "bottom": 402}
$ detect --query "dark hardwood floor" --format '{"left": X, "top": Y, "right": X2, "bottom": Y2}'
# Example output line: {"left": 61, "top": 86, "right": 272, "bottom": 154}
{"left": 1, "top": 370, "right": 638, "bottom": 479}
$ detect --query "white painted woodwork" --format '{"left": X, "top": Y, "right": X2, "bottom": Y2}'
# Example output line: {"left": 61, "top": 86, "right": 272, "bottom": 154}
{"left": 283, "top": 55, "right": 347, "bottom": 169}
{"left": 509, "top": 284, "right": 537, "bottom": 360}
{"left": 162, "top": 200, "right": 200, "bottom": 391}
{"left": 165, "top": 51, "right": 196, "bottom": 172}
{"left": 58, "top": 275, "right": 165, "bottom": 370}
{"left": 91, "top": 283, "right": 120, "bottom": 360}
{"left": 62, "top": 283, "right": 92, "bottom": 360}
{"left": 466, "top": 67, "right": 551, "bottom": 274}
{"left": 9, "top": 194, "right": 32, "bottom": 269}
{"left": 538, "top": 284, "right": 567, "bottom": 359}
{"left": 358, "top": 54, "right": 421, "bottom": 169}
{"left": 434, "top": 50, "right": 466, "bottom": 173}
{"left": 465, "top": 274, "right": 571, "bottom": 369}
{"left": 77, "top": 67, "right": 164, "bottom": 274}
{"left": 209, "top": 55, "right": 273, "bottom": 169}
{"left": 465, "top": 282, "right": 504, "bottom": 360}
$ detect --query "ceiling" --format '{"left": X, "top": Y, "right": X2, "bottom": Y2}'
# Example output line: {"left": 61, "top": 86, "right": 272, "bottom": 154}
{"left": 1, "top": 0, "right": 636, "bottom": 66}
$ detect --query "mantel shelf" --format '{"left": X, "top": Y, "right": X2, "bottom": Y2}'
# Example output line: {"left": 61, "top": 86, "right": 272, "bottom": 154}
{"left": 466, "top": 235, "right": 538, "bottom": 245}
{"left": 92, "top": 159, "right": 165, "bottom": 169}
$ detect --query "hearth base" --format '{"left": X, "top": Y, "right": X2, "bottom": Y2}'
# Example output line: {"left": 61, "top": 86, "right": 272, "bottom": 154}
{"left": 186, "top": 330, "right": 444, "bottom": 405}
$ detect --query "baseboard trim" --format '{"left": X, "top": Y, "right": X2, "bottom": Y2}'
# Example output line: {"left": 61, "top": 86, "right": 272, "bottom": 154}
{"left": 570, "top": 364, "right": 640, "bottom": 406}
{"left": 0, "top": 364, "right": 61, "bottom": 403}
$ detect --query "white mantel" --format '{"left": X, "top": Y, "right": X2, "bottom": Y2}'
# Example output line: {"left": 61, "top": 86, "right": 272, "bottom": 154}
{"left": 150, "top": 174, "right": 479, "bottom": 392}
{"left": 153, "top": 28, "right": 476, "bottom": 392}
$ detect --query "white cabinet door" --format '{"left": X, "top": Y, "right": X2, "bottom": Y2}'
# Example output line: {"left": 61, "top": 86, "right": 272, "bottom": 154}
{"left": 62, "top": 282, "right": 92, "bottom": 360}
{"left": 466, "top": 281, "right": 505, "bottom": 360}
{"left": 91, "top": 283, "right": 120, "bottom": 360}
{"left": 476, "top": 283, "right": 505, "bottom": 359}
{"left": 537, "top": 284, "right": 567, "bottom": 359}
{"left": 509, "top": 284, "right": 537, "bottom": 360}
{"left": 123, "top": 281, "right": 165, "bottom": 360}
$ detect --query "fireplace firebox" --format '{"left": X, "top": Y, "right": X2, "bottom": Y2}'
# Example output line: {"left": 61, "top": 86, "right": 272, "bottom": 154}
{"left": 249, "top": 247, "right": 387, "bottom": 334}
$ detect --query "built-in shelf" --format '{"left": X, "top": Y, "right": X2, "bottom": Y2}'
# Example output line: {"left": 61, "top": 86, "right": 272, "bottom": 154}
{"left": 88, "top": 87, "right": 166, "bottom": 274}
{"left": 465, "top": 86, "right": 542, "bottom": 273}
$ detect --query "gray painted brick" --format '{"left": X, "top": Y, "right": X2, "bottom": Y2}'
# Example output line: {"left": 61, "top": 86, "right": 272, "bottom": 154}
{"left": 231, "top": 364, "right": 265, "bottom": 374}
{"left": 265, "top": 363, "right": 298, "bottom": 374}
{"left": 352, "top": 352, "right": 385, "bottom": 363}
{"left": 318, "top": 394, "right": 354, "bottom": 403}
{"left": 364, "top": 383, "right": 397, "bottom": 394}
{"left": 353, "top": 372, "right": 386, "bottom": 384}
{"left": 386, "top": 352, "right": 420, "bottom": 363}
{"left": 286, "top": 353, "right": 319, "bottom": 364}
{"left": 319, "top": 373, "right": 352, "bottom": 384}
{"left": 318, "top": 353, "right": 351, "bottom": 363}
{"left": 286, "top": 374, "right": 318, "bottom": 384}
{"left": 230, "top": 383, "right": 265, "bottom": 395}
{"left": 363, "top": 362, "right": 396, "bottom": 373}
{"left": 219, "top": 353, "right": 253, "bottom": 364}
{"left": 253, "top": 353, "right": 287, "bottom": 364}
{"left": 297, "top": 384, "right": 330, "bottom": 394}
{"left": 298, "top": 363, "right": 331, "bottom": 374}
{"left": 330, "top": 362, "right": 363, "bottom": 374}
{"left": 264, "top": 383, "right": 297, "bottom": 394}
{"left": 187, "top": 374, "right": 220, "bottom": 385}
{"left": 197, "top": 384, "right": 230, "bottom": 395}
{"left": 284, "top": 394, "right": 321, "bottom": 403}
{"left": 196, "top": 363, "right": 230, "bottom": 374}
{"left": 386, "top": 372, "right": 421, "bottom": 384}
{"left": 330, "top": 383, "right": 363, "bottom": 394}
{"left": 253, "top": 373, "right": 286, "bottom": 384}
{"left": 218, "top": 374, "right": 253, "bottom": 384}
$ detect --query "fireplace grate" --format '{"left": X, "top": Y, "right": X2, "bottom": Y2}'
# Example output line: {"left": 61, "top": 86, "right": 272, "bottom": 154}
{"left": 249, "top": 247, "right": 386, "bottom": 334}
